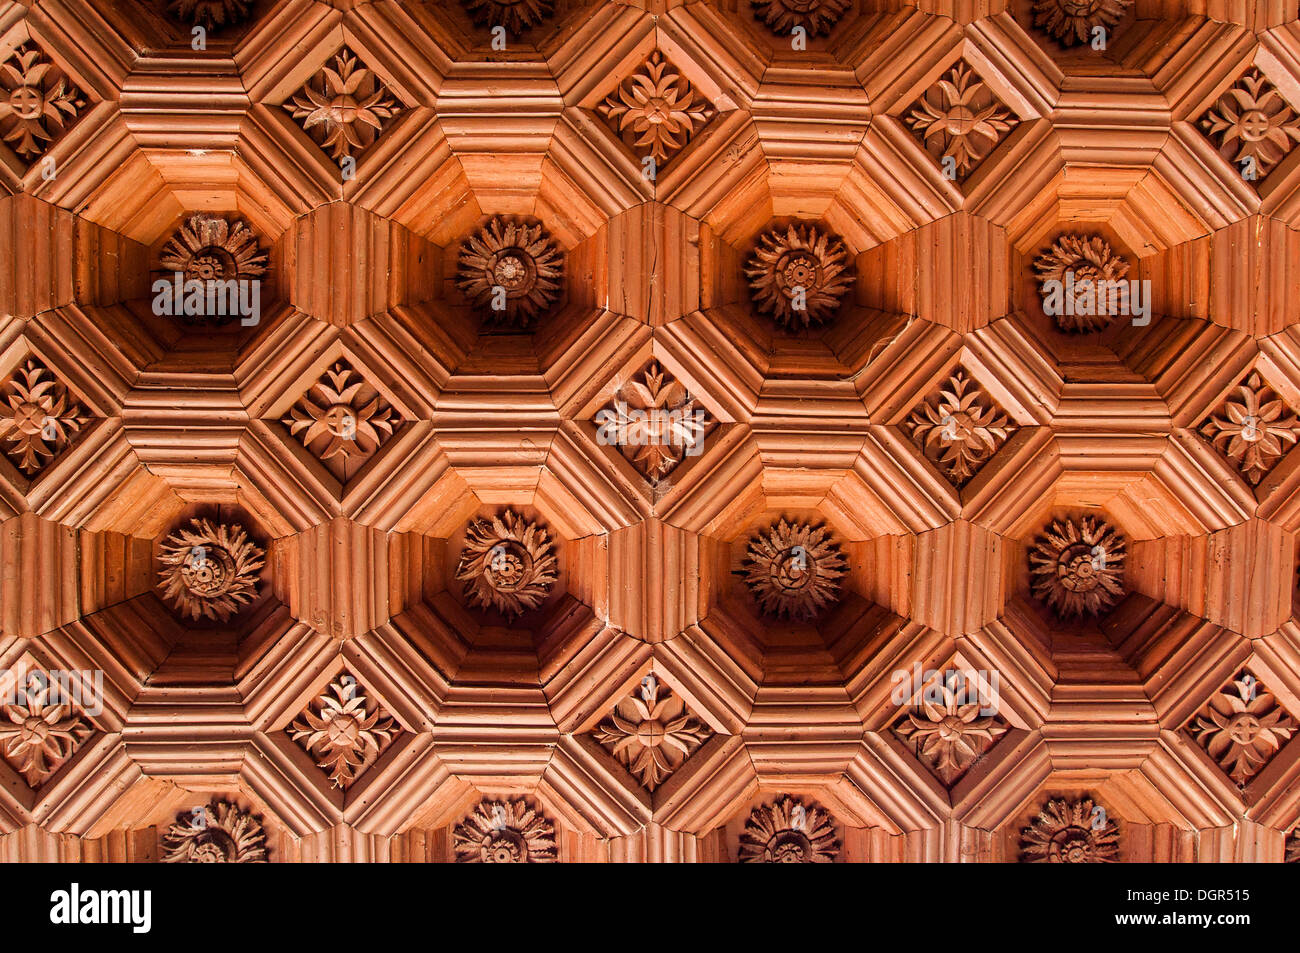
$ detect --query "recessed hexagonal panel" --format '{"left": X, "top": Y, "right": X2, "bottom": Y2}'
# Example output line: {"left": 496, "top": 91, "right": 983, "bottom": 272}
{"left": 7, "top": 0, "right": 1300, "bottom": 869}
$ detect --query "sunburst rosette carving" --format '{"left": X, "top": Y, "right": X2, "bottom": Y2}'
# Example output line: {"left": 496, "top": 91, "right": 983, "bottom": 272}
{"left": 1199, "top": 371, "right": 1300, "bottom": 486}
{"left": 738, "top": 797, "right": 839, "bottom": 863}
{"left": 289, "top": 674, "right": 399, "bottom": 789}
{"left": 742, "top": 519, "right": 847, "bottom": 620}
{"left": 162, "top": 800, "right": 268, "bottom": 863}
{"left": 750, "top": 0, "right": 850, "bottom": 37}
{"left": 592, "top": 675, "right": 712, "bottom": 791}
{"left": 1031, "top": 0, "right": 1130, "bottom": 46}
{"left": 0, "top": 358, "right": 91, "bottom": 476}
{"left": 598, "top": 50, "right": 715, "bottom": 165}
{"left": 157, "top": 518, "right": 266, "bottom": 622}
{"left": 1200, "top": 68, "right": 1300, "bottom": 182}
{"left": 456, "top": 217, "right": 564, "bottom": 329}
{"left": 284, "top": 48, "right": 402, "bottom": 163}
{"left": 1188, "top": 674, "right": 1295, "bottom": 786}
{"left": 167, "top": 0, "right": 250, "bottom": 30}
{"left": 906, "top": 370, "right": 1016, "bottom": 486}
{"left": 745, "top": 224, "right": 854, "bottom": 330}
{"left": 893, "top": 671, "right": 1007, "bottom": 786}
{"left": 1032, "top": 234, "right": 1131, "bottom": 333}
{"left": 596, "top": 362, "right": 712, "bottom": 483}
{"left": 0, "top": 44, "right": 85, "bottom": 162}
{"left": 461, "top": 0, "right": 553, "bottom": 35}
{"left": 1028, "top": 516, "right": 1125, "bottom": 618}
{"left": 905, "top": 62, "right": 1018, "bottom": 180}
{"left": 0, "top": 671, "right": 93, "bottom": 788}
{"left": 453, "top": 799, "right": 557, "bottom": 863}
{"left": 158, "top": 213, "right": 268, "bottom": 326}
{"left": 282, "top": 362, "right": 399, "bottom": 478}
{"left": 455, "top": 510, "right": 559, "bottom": 619}
{"left": 1020, "top": 797, "right": 1119, "bottom": 863}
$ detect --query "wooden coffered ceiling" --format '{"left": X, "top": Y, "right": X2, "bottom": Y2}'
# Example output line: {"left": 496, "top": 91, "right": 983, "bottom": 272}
{"left": 2, "top": 0, "right": 1300, "bottom": 864}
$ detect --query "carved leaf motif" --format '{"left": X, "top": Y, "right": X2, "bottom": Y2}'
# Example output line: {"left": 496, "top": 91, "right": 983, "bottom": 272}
{"left": 1027, "top": 516, "right": 1126, "bottom": 618}
{"left": 288, "top": 674, "right": 399, "bottom": 788}
{"left": 738, "top": 797, "right": 839, "bottom": 863}
{"left": 0, "top": 358, "right": 90, "bottom": 475}
{"left": 598, "top": 51, "right": 715, "bottom": 164}
{"left": 906, "top": 370, "right": 1016, "bottom": 485}
{"left": 455, "top": 510, "right": 559, "bottom": 618}
{"left": 282, "top": 362, "right": 399, "bottom": 475}
{"left": 162, "top": 800, "right": 268, "bottom": 863}
{"left": 596, "top": 362, "right": 712, "bottom": 482}
{"left": 1200, "top": 68, "right": 1300, "bottom": 181}
{"left": 745, "top": 224, "right": 854, "bottom": 329}
{"left": 0, "top": 44, "right": 85, "bottom": 161}
{"left": 284, "top": 48, "right": 402, "bottom": 162}
{"left": 456, "top": 217, "right": 565, "bottom": 328}
{"left": 453, "top": 799, "right": 557, "bottom": 863}
{"left": 905, "top": 62, "right": 1018, "bottom": 179}
{"left": 1199, "top": 371, "right": 1300, "bottom": 485}
{"left": 157, "top": 519, "right": 266, "bottom": 622}
{"left": 894, "top": 672, "right": 1007, "bottom": 786}
{"left": 1189, "top": 674, "right": 1295, "bottom": 785}
{"left": 592, "top": 676, "right": 711, "bottom": 791}
{"left": 1020, "top": 797, "right": 1119, "bottom": 863}
{"left": 0, "top": 673, "right": 92, "bottom": 788}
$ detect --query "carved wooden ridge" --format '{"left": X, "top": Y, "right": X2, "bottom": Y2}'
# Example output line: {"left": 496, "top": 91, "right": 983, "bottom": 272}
{"left": 3, "top": 0, "right": 1300, "bottom": 871}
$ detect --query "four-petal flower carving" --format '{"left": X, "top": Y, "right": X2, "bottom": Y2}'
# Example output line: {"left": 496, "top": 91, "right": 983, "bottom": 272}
{"left": 907, "top": 371, "right": 1016, "bottom": 485}
{"left": 289, "top": 674, "right": 399, "bottom": 788}
{"left": 1190, "top": 675, "right": 1295, "bottom": 785}
{"left": 0, "top": 673, "right": 92, "bottom": 788}
{"left": 596, "top": 362, "right": 712, "bottom": 483}
{"left": 598, "top": 51, "right": 715, "bottom": 164}
{"left": 592, "top": 675, "right": 711, "bottom": 791}
{"left": 285, "top": 49, "right": 401, "bottom": 161}
{"left": 0, "top": 358, "right": 90, "bottom": 476}
{"left": 906, "top": 62, "right": 1018, "bottom": 179}
{"left": 1200, "top": 371, "right": 1300, "bottom": 486}
{"left": 894, "top": 674, "right": 1007, "bottom": 785}
{"left": 0, "top": 44, "right": 84, "bottom": 160}
{"left": 282, "top": 362, "right": 399, "bottom": 476}
{"left": 1201, "top": 68, "right": 1300, "bottom": 181}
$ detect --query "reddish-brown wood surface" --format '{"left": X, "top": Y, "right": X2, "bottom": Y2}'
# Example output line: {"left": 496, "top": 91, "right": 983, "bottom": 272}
{"left": 1, "top": 0, "right": 1300, "bottom": 863}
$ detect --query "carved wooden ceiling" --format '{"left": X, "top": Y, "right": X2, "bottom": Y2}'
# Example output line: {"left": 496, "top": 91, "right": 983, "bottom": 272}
{"left": 2, "top": 0, "right": 1300, "bottom": 865}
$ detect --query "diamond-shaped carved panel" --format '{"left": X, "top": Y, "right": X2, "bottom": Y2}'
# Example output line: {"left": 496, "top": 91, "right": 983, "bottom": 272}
{"left": 590, "top": 674, "right": 712, "bottom": 792}
{"left": 1187, "top": 673, "right": 1296, "bottom": 787}
{"left": 288, "top": 672, "right": 400, "bottom": 789}
{"left": 904, "top": 62, "right": 1019, "bottom": 182}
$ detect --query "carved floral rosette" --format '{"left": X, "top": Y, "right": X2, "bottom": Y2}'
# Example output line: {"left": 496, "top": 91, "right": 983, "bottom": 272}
{"left": 1020, "top": 797, "right": 1119, "bottom": 863}
{"left": 1027, "top": 515, "right": 1125, "bottom": 618}
{"left": 161, "top": 800, "right": 268, "bottom": 863}
{"left": 455, "top": 510, "right": 559, "bottom": 618}
{"left": 456, "top": 216, "right": 564, "bottom": 328}
{"left": 745, "top": 224, "right": 853, "bottom": 329}
{"left": 737, "top": 797, "right": 839, "bottom": 863}
{"left": 741, "top": 519, "right": 847, "bottom": 619}
{"left": 157, "top": 518, "right": 266, "bottom": 622}
{"left": 452, "top": 799, "right": 557, "bottom": 863}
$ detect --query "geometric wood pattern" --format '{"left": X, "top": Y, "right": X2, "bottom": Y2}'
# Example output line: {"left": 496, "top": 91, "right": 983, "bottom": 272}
{"left": 3, "top": 0, "right": 1300, "bottom": 863}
